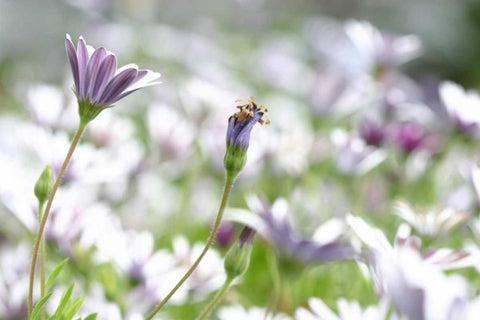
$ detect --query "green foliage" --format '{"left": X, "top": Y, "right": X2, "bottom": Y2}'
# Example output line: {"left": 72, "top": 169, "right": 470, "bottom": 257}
{"left": 30, "top": 259, "right": 98, "bottom": 320}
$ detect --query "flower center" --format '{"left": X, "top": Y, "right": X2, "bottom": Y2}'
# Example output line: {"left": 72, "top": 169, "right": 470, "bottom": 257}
{"left": 232, "top": 96, "right": 271, "bottom": 125}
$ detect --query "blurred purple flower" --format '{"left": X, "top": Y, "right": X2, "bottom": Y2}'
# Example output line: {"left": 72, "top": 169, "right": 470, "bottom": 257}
{"left": 359, "top": 120, "right": 385, "bottom": 147}
{"left": 216, "top": 222, "right": 236, "bottom": 247}
{"left": 65, "top": 34, "right": 160, "bottom": 118}
{"left": 226, "top": 97, "right": 270, "bottom": 150}
{"left": 347, "top": 216, "right": 479, "bottom": 320}
{"left": 391, "top": 123, "right": 440, "bottom": 154}
{"left": 226, "top": 196, "right": 357, "bottom": 265}
{"left": 331, "top": 129, "right": 386, "bottom": 175}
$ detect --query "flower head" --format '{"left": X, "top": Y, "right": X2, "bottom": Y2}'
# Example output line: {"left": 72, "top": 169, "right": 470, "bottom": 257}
{"left": 394, "top": 200, "right": 470, "bottom": 238}
{"left": 65, "top": 34, "right": 161, "bottom": 123}
{"left": 226, "top": 196, "right": 357, "bottom": 265}
{"left": 224, "top": 97, "right": 270, "bottom": 177}
{"left": 225, "top": 97, "right": 270, "bottom": 150}
{"left": 439, "top": 81, "right": 480, "bottom": 135}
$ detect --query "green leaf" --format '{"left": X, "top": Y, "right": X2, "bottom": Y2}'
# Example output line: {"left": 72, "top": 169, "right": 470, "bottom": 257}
{"left": 83, "top": 313, "right": 97, "bottom": 320}
{"left": 54, "top": 283, "right": 75, "bottom": 318}
{"left": 30, "top": 292, "right": 53, "bottom": 320}
{"left": 63, "top": 296, "right": 84, "bottom": 320}
{"left": 46, "top": 258, "right": 69, "bottom": 292}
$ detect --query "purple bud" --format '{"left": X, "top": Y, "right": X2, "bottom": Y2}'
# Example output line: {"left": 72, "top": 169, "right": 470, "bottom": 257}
{"left": 239, "top": 226, "right": 256, "bottom": 246}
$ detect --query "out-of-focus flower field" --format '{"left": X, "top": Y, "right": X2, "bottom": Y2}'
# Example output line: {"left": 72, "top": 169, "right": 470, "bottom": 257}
{"left": 2, "top": 0, "right": 480, "bottom": 319}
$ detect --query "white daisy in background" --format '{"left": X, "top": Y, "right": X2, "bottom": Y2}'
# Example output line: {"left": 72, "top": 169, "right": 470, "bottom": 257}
{"left": 394, "top": 200, "right": 470, "bottom": 238}
{"left": 304, "top": 18, "right": 421, "bottom": 75}
{"left": 147, "top": 102, "right": 196, "bottom": 164}
{"left": 295, "top": 297, "right": 389, "bottom": 320}
{"left": 23, "top": 84, "right": 78, "bottom": 130}
{"left": 0, "top": 243, "right": 32, "bottom": 320}
{"left": 347, "top": 215, "right": 479, "bottom": 320}
{"left": 216, "top": 304, "right": 292, "bottom": 320}
{"left": 331, "top": 129, "right": 386, "bottom": 176}
{"left": 439, "top": 81, "right": 480, "bottom": 134}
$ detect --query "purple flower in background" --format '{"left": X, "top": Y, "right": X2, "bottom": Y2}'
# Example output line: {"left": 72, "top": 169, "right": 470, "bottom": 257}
{"left": 391, "top": 123, "right": 440, "bottom": 155}
{"left": 226, "top": 97, "right": 270, "bottom": 150}
{"left": 347, "top": 216, "right": 478, "bottom": 320}
{"left": 359, "top": 120, "right": 385, "bottom": 147}
{"left": 65, "top": 34, "right": 161, "bottom": 122}
{"left": 216, "top": 222, "right": 236, "bottom": 247}
{"left": 226, "top": 196, "right": 357, "bottom": 265}
{"left": 331, "top": 129, "right": 386, "bottom": 176}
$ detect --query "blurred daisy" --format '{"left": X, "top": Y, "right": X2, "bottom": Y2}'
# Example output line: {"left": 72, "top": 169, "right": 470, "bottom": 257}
{"left": 390, "top": 123, "right": 441, "bottom": 155}
{"left": 439, "top": 81, "right": 480, "bottom": 134}
{"left": 331, "top": 129, "right": 386, "bottom": 176}
{"left": 226, "top": 196, "right": 356, "bottom": 265}
{"left": 347, "top": 215, "right": 478, "bottom": 320}
{"left": 305, "top": 18, "right": 421, "bottom": 75}
{"left": 216, "top": 304, "right": 291, "bottom": 320}
{"left": 295, "top": 297, "right": 389, "bottom": 320}
{"left": 394, "top": 200, "right": 470, "bottom": 238}
{"left": 0, "top": 243, "right": 32, "bottom": 320}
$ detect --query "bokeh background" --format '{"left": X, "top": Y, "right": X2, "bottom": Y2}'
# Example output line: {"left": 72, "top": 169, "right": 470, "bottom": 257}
{"left": 2, "top": 0, "right": 480, "bottom": 319}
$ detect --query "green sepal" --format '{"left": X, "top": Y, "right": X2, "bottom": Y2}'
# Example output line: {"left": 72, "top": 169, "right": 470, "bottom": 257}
{"left": 224, "top": 143, "right": 247, "bottom": 178}
{"left": 224, "top": 240, "right": 252, "bottom": 279}
{"left": 77, "top": 98, "right": 111, "bottom": 125}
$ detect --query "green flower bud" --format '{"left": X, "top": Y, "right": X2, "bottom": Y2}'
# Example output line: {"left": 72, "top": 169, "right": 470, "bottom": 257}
{"left": 34, "top": 165, "right": 54, "bottom": 205}
{"left": 224, "top": 227, "right": 255, "bottom": 279}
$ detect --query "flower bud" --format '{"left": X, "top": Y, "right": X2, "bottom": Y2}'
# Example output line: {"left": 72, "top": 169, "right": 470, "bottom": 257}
{"left": 224, "top": 227, "right": 256, "bottom": 279}
{"left": 224, "top": 97, "right": 270, "bottom": 178}
{"left": 34, "top": 165, "right": 54, "bottom": 205}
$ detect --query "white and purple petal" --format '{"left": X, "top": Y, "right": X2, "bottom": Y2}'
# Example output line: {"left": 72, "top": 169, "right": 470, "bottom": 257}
{"left": 98, "top": 68, "right": 138, "bottom": 105}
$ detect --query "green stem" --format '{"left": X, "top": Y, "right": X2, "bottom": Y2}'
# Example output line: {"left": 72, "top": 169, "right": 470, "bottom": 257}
{"left": 145, "top": 173, "right": 236, "bottom": 320}
{"left": 38, "top": 202, "right": 46, "bottom": 320}
{"left": 196, "top": 277, "right": 234, "bottom": 320}
{"left": 28, "top": 122, "right": 87, "bottom": 315}
{"left": 264, "top": 249, "right": 280, "bottom": 319}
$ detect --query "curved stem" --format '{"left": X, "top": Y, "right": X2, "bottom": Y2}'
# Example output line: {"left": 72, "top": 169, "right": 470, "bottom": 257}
{"left": 196, "top": 277, "right": 233, "bottom": 320}
{"left": 28, "top": 122, "right": 86, "bottom": 315}
{"left": 38, "top": 202, "right": 46, "bottom": 320}
{"left": 145, "top": 173, "right": 236, "bottom": 320}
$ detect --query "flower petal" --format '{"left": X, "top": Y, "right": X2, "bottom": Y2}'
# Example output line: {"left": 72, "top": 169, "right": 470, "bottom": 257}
{"left": 65, "top": 34, "right": 79, "bottom": 93}
{"left": 98, "top": 68, "right": 138, "bottom": 105}
{"left": 83, "top": 47, "right": 107, "bottom": 98}
{"left": 76, "top": 37, "right": 89, "bottom": 97}
{"left": 108, "top": 70, "right": 161, "bottom": 104}
{"left": 91, "top": 54, "right": 117, "bottom": 102}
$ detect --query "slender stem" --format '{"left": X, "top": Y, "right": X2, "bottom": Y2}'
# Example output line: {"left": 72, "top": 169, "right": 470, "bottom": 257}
{"left": 196, "top": 277, "right": 234, "bottom": 320}
{"left": 145, "top": 173, "right": 236, "bottom": 320}
{"left": 264, "top": 249, "right": 280, "bottom": 319}
{"left": 28, "top": 122, "right": 87, "bottom": 315}
{"left": 38, "top": 202, "right": 46, "bottom": 320}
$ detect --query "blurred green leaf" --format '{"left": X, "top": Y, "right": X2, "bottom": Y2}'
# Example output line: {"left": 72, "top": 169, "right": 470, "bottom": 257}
{"left": 46, "top": 258, "right": 69, "bottom": 292}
